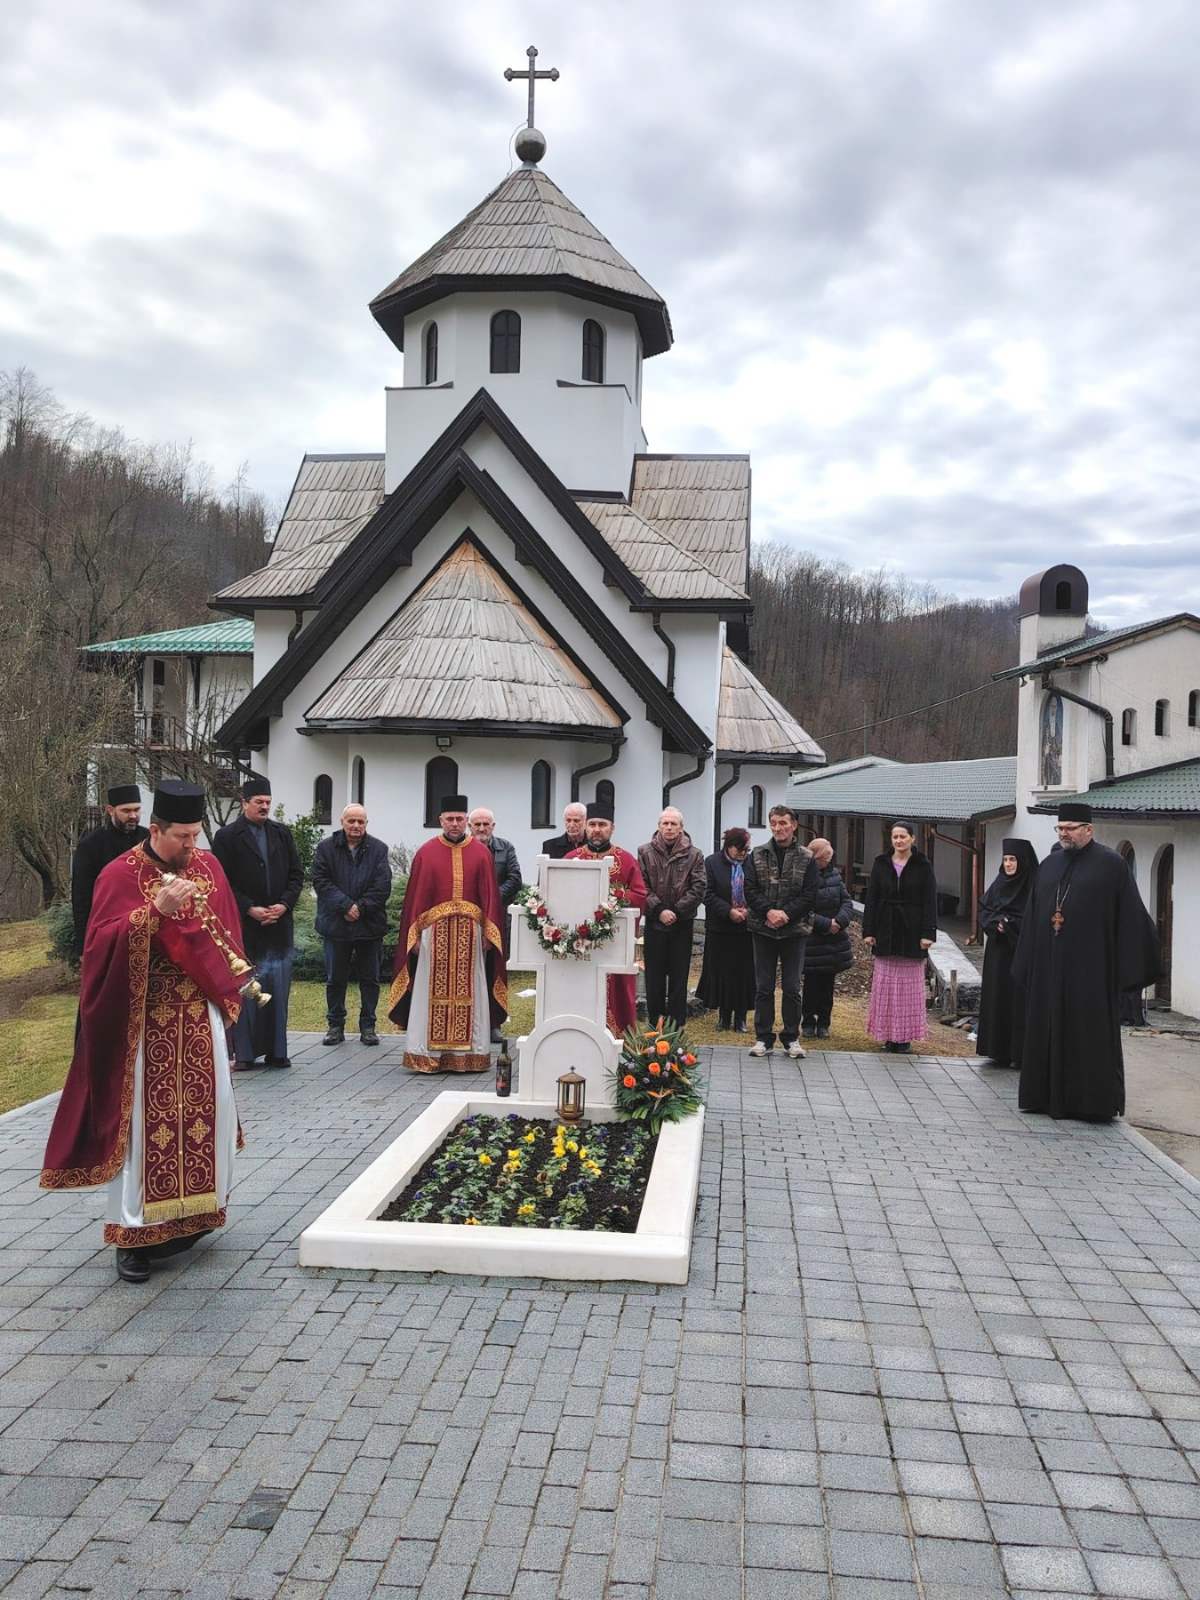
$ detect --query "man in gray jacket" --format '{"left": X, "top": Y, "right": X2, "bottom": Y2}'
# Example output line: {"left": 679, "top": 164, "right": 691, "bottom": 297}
{"left": 637, "top": 807, "right": 706, "bottom": 1031}
{"left": 470, "top": 807, "right": 523, "bottom": 1041}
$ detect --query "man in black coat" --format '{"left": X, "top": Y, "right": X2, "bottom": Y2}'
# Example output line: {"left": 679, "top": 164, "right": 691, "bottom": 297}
{"left": 312, "top": 804, "right": 392, "bottom": 1047}
{"left": 469, "top": 805, "right": 523, "bottom": 1040}
{"left": 212, "top": 777, "right": 304, "bottom": 1070}
{"left": 70, "top": 784, "right": 148, "bottom": 959}
{"left": 541, "top": 801, "right": 587, "bottom": 860}
{"left": 743, "top": 806, "right": 819, "bottom": 1060}
{"left": 1013, "top": 803, "right": 1160, "bottom": 1120}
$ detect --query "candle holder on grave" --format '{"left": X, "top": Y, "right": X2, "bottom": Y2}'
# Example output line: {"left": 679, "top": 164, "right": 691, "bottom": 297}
{"left": 556, "top": 1069, "right": 586, "bottom": 1126}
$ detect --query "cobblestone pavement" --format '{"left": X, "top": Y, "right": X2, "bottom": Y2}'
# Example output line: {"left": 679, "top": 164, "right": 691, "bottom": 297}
{"left": 4, "top": 1039, "right": 1200, "bottom": 1599}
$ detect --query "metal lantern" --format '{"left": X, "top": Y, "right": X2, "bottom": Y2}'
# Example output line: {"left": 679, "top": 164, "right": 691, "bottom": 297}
{"left": 556, "top": 1069, "right": 586, "bottom": 1125}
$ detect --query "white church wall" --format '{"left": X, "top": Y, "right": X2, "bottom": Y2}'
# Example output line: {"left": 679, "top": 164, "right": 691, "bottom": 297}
{"left": 253, "top": 611, "right": 293, "bottom": 682}
{"left": 718, "top": 766, "right": 799, "bottom": 852}
{"left": 1091, "top": 819, "right": 1199, "bottom": 1020}
{"left": 386, "top": 292, "right": 646, "bottom": 492}
{"left": 1082, "top": 633, "right": 1200, "bottom": 777}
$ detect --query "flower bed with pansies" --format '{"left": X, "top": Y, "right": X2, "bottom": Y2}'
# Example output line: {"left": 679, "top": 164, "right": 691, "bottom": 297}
{"left": 380, "top": 1113, "right": 659, "bottom": 1232}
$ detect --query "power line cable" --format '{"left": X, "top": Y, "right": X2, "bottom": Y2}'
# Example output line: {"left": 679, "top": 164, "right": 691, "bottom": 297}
{"left": 812, "top": 677, "right": 1006, "bottom": 744}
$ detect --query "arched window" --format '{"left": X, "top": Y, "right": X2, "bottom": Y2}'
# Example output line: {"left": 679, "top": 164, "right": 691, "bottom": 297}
{"left": 595, "top": 778, "right": 615, "bottom": 821}
{"left": 1122, "top": 708, "right": 1136, "bottom": 747}
{"left": 581, "top": 319, "right": 605, "bottom": 383}
{"left": 313, "top": 774, "right": 332, "bottom": 826}
{"left": 1155, "top": 698, "right": 1170, "bottom": 736}
{"left": 748, "top": 785, "right": 765, "bottom": 828}
{"left": 530, "top": 760, "right": 552, "bottom": 829}
{"left": 1118, "top": 840, "right": 1136, "bottom": 879}
{"left": 423, "top": 321, "right": 438, "bottom": 385}
{"left": 489, "top": 310, "right": 521, "bottom": 374}
{"left": 351, "top": 756, "right": 365, "bottom": 806}
{"left": 1054, "top": 579, "right": 1073, "bottom": 611}
{"left": 1189, "top": 690, "right": 1199, "bottom": 728}
{"left": 1040, "top": 693, "right": 1063, "bottom": 786}
{"left": 424, "top": 755, "right": 458, "bottom": 828}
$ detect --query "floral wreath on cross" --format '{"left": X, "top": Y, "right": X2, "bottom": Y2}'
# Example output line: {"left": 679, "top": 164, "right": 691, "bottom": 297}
{"left": 514, "top": 881, "right": 627, "bottom": 959}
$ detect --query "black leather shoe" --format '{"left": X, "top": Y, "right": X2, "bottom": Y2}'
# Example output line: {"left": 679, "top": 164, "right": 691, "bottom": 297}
{"left": 801, "top": 1022, "right": 817, "bottom": 1038}
{"left": 732, "top": 1019, "right": 747, "bottom": 1034}
{"left": 116, "top": 1248, "right": 151, "bottom": 1283}
{"left": 322, "top": 1028, "right": 344, "bottom": 1046}
{"left": 360, "top": 1029, "right": 379, "bottom": 1046}
{"left": 816, "top": 1025, "right": 830, "bottom": 1039}
{"left": 266, "top": 1056, "right": 292, "bottom": 1069}
{"left": 232, "top": 1060, "right": 258, "bottom": 1072}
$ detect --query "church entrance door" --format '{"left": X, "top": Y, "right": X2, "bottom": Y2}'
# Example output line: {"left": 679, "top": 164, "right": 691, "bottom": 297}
{"left": 1155, "top": 845, "right": 1174, "bottom": 1005}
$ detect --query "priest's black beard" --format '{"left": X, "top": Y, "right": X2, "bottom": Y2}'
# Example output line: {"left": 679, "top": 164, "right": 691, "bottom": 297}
{"left": 111, "top": 818, "right": 141, "bottom": 833}
{"left": 585, "top": 837, "right": 611, "bottom": 853}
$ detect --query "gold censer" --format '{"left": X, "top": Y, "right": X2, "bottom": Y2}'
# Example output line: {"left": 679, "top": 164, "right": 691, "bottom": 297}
{"left": 160, "top": 872, "right": 272, "bottom": 1008}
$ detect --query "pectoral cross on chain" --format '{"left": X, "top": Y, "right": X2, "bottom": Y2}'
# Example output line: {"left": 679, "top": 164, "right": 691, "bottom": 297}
{"left": 504, "top": 45, "right": 559, "bottom": 128}
{"left": 1051, "top": 907, "right": 1065, "bottom": 936}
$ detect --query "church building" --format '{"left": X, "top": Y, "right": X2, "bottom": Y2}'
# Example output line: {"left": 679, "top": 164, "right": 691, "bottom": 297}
{"left": 185, "top": 93, "right": 824, "bottom": 865}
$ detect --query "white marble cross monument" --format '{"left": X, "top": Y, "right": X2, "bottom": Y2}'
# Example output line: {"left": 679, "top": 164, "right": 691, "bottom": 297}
{"left": 508, "top": 856, "right": 638, "bottom": 1107}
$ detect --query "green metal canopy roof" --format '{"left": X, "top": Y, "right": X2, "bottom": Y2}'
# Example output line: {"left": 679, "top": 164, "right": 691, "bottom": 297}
{"left": 82, "top": 618, "right": 253, "bottom": 657}
{"left": 995, "top": 613, "right": 1200, "bottom": 682}
{"left": 1030, "top": 757, "right": 1200, "bottom": 819}
{"left": 788, "top": 754, "right": 1016, "bottom": 822}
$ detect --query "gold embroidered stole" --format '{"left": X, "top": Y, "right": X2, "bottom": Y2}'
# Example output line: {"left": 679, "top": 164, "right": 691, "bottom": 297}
{"left": 142, "top": 955, "right": 219, "bottom": 1223}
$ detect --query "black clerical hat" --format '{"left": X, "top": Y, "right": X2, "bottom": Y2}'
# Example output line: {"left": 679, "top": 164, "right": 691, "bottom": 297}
{"left": 440, "top": 794, "right": 469, "bottom": 812}
{"left": 241, "top": 776, "right": 272, "bottom": 799}
{"left": 1057, "top": 801, "right": 1092, "bottom": 822}
{"left": 586, "top": 800, "right": 613, "bottom": 822}
{"left": 153, "top": 781, "right": 205, "bottom": 825}
{"left": 106, "top": 784, "right": 140, "bottom": 806}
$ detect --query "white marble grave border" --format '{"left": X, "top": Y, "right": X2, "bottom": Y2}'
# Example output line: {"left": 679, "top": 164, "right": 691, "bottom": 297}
{"left": 298, "top": 1091, "right": 704, "bottom": 1285}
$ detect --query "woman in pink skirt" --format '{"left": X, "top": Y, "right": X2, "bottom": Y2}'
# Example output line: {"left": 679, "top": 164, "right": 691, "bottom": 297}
{"left": 862, "top": 821, "right": 937, "bottom": 1053}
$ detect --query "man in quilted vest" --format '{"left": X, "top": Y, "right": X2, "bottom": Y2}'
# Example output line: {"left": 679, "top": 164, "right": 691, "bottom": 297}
{"left": 743, "top": 806, "right": 819, "bottom": 1061}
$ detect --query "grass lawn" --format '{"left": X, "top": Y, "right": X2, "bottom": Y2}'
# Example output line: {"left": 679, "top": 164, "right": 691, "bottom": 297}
{"left": 0, "top": 925, "right": 973, "bottom": 1116}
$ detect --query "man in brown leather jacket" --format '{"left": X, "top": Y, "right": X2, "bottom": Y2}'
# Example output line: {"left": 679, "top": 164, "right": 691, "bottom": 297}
{"left": 637, "top": 808, "right": 706, "bottom": 1030}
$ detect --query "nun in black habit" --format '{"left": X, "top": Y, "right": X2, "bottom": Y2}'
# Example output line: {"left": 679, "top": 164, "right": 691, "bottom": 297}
{"left": 1012, "top": 803, "right": 1160, "bottom": 1120}
{"left": 976, "top": 838, "right": 1038, "bottom": 1068}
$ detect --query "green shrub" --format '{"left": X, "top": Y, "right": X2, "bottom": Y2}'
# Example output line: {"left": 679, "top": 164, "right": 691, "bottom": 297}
{"left": 46, "top": 901, "right": 78, "bottom": 970}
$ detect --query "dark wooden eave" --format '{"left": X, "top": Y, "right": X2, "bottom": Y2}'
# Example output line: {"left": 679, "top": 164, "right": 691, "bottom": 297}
{"left": 300, "top": 719, "right": 621, "bottom": 743}
{"left": 215, "top": 421, "right": 711, "bottom": 756}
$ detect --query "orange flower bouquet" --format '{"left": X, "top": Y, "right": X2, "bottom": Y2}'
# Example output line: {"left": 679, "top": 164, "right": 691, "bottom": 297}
{"left": 611, "top": 1018, "right": 704, "bottom": 1132}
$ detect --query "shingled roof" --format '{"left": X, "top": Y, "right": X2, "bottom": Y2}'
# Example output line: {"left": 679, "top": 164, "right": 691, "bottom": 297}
{"left": 1029, "top": 756, "right": 1200, "bottom": 819}
{"left": 304, "top": 538, "right": 624, "bottom": 738}
{"left": 369, "top": 168, "right": 672, "bottom": 357}
{"left": 576, "top": 501, "right": 747, "bottom": 602}
{"left": 82, "top": 618, "right": 253, "bottom": 657}
{"left": 788, "top": 755, "right": 1016, "bottom": 821}
{"left": 631, "top": 456, "right": 750, "bottom": 594}
{"left": 718, "top": 647, "right": 825, "bottom": 766}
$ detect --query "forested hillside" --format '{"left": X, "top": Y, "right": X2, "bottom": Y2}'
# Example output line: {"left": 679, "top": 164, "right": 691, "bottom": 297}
{"left": 750, "top": 543, "right": 1020, "bottom": 767}
{"left": 0, "top": 368, "right": 271, "bottom": 911}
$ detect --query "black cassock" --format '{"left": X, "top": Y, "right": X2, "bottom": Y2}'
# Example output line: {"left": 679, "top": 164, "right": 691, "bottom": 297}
{"left": 976, "top": 840, "right": 1038, "bottom": 1068}
{"left": 70, "top": 823, "right": 149, "bottom": 958}
{"left": 1012, "top": 839, "right": 1160, "bottom": 1119}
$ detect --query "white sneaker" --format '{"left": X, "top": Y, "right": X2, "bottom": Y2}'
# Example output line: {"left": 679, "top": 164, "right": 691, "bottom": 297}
{"left": 787, "top": 1040, "right": 807, "bottom": 1060}
{"left": 748, "top": 1040, "right": 769, "bottom": 1057}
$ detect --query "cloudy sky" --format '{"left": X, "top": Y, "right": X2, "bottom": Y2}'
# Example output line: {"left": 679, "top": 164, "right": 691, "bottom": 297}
{"left": 3, "top": 0, "right": 1198, "bottom": 622}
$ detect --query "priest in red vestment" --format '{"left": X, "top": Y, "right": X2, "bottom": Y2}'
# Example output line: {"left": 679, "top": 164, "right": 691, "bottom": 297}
{"left": 388, "top": 794, "right": 508, "bottom": 1072}
{"left": 566, "top": 800, "right": 647, "bottom": 1035}
{"left": 41, "top": 782, "right": 248, "bottom": 1284}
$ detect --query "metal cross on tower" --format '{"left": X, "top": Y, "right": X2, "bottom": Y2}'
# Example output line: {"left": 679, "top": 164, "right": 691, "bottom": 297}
{"left": 504, "top": 45, "right": 559, "bottom": 129}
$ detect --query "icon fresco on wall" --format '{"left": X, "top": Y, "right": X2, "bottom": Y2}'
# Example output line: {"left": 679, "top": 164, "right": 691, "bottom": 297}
{"left": 1040, "top": 693, "right": 1063, "bottom": 787}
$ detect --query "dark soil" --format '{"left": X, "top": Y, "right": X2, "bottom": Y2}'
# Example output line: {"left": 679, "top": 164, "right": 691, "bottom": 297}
{"left": 381, "top": 1113, "right": 660, "bottom": 1233}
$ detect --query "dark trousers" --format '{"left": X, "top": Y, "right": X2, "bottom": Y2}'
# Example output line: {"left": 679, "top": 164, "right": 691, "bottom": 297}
{"left": 801, "top": 971, "right": 836, "bottom": 1028}
{"left": 644, "top": 918, "right": 695, "bottom": 1030}
{"left": 324, "top": 939, "right": 382, "bottom": 1030}
{"left": 234, "top": 952, "right": 292, "bottom": 1062}
{"left": 752, "top": 934, "right": 806, "bottom": 1045}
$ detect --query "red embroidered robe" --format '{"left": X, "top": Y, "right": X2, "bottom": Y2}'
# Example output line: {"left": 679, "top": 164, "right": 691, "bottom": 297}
{"left": 41, "top": 845, "right": 246, "bottom": 1247}
{"left": 388, "top": 834, "right": 508, "bottom": 1072}
{"left": 565, "top": 843, "right": 647, "bottom": 1034}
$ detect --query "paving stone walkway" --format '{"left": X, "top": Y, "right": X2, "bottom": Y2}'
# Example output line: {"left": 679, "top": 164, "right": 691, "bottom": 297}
{"left": 4, "top": 1039, "right": 1200, "bottom": 1599}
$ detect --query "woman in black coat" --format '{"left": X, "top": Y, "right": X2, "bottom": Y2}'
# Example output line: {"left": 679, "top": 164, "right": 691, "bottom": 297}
{"left": 976, "top": 838, "right": 1038, "bottom": 1067}
{"left": 801, "top": 838, "right": 853, "bottom": 1039}
{"left": 862, "top": 822, "right": 938, "bottom": 1053}
{"left": 696, "top": 827, "right": 756, "bottom": 1031}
